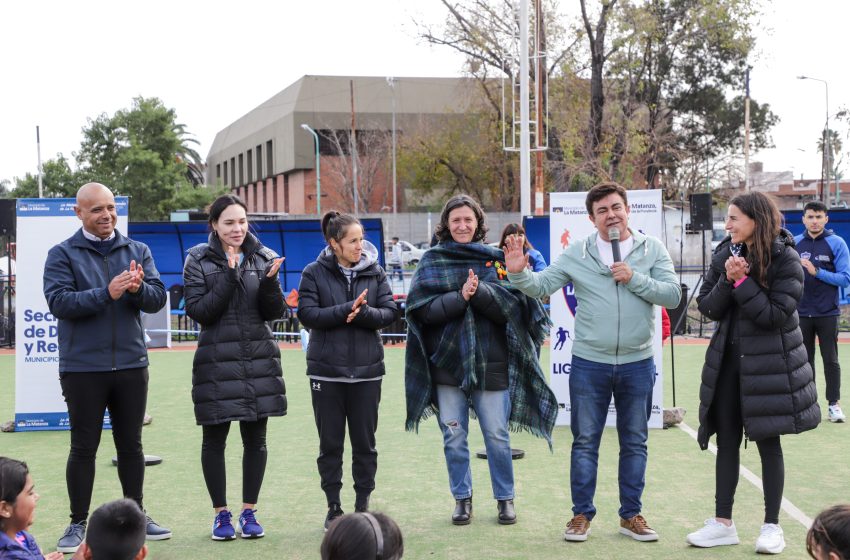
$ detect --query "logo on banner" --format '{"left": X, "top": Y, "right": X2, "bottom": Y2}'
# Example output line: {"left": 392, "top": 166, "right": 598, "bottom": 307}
{"left": 561, "top": 229, "right": 571, "bottom": 249}
{"left": 561, "top": 283, "right": 578, "bottom": 316}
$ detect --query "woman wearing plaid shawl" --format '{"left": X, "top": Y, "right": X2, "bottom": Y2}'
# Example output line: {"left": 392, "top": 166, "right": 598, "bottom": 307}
{"left": 404, "top": 195, "right": 558, "bottom": 527}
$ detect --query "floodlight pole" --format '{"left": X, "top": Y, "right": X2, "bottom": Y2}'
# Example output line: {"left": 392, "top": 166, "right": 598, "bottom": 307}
{"left": 300, "top": 124, "right": 321, "bottom": 216}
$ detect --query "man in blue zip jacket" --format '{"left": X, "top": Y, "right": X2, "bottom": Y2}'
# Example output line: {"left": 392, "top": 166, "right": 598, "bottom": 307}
{"left": 794, "top": 200, "right": 850, "bottom": 423}
{"left": 43, "top": 183, "right": 171, "bottom": 554}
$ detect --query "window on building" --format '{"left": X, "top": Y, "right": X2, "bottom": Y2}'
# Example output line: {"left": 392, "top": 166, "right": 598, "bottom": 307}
{"left": 256, "top": 145, "right": 263, "bottom": 179}
{"left": 266, "top": 140, "right": 273, "bottom": 177}
{"left": 216, "top": 164, "right": 221, "bottom": 182}
{"left": 238, "top": 154, "right": 244, "bottom": 186}
{"left": 247, "top": 150, "right": 253, "bottom": 183}
{"left": 230, "top": 157, "right": 236, "bottom": 188}
{"left": 223, "top": 161, "right": 228, "bottom": 186}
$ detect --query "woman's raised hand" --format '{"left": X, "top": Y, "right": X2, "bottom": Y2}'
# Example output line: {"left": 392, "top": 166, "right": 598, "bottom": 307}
{"left": 266, "top": 257, "right": 284, "bottom": 277}
{"left": 226, "top": 245, "right": 239, "bottom": 269}
{"left": 504, "top": 234, "right": 529, "bottom": 273}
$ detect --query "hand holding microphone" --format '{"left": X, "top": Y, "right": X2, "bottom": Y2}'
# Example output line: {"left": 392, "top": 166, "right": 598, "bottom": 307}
{"left": 608, "top": 227, "right": 633, "bottom": 284}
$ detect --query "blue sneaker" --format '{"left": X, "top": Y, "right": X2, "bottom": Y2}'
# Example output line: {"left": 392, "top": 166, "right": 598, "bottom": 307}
{"left": 211, "top": 510, "right": 236, "bottom": 541}
{"left": 238, "top": 508, "right": 265, "bottom": 538}
{"left": 57, "top": 522, "right": 86, "bottom": 554}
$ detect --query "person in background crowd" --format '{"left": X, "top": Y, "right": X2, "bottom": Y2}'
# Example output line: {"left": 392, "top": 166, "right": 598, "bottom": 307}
{"left": 183, "top": 194, "right": 287, "bottom": 541}
{"left": 499, "top": 223, "right": 546, "bottom": 272}
{"left": 389, "top": 237, "right": 404, "bottom": 281}
{"left": 687, "top": 191, "right": 820, "bottom": 554}
{"left": 505, "top": 182, "right": 681, "bottom": 543}
{"left": 320, "top": 512, "right": 404, "bottom": 560}
{"left": 807, "top": 504, "right": 850, "bottom": 560}
{"left": 794, "top": 200, "right": 850, "bottom": 423}
{"left": 44, "top": 183, "right": 170, "bottom": 554}
{"left": 298, "top": 211, "right": 398, "bottom": 531}
{"left": 72, "top": 499, "right": 147, "bottom": 560}
{"left": 406, "top": 194, "right": 557, "bottom": 527}
{"left": 0, "top": 457, "right": 63, "bottom": 560}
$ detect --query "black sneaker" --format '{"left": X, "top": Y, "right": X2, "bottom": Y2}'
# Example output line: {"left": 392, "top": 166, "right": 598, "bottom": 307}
{"left": 324, "top": 503, "right": 344, "bottom": 531}
{"left": 145, "top": 514, "right": 172, "bottom": 540}
{"left": 57, "top": 522, "right": 86, "bottom": 554}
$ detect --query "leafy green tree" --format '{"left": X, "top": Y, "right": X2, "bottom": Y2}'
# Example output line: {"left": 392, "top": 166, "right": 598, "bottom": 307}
{"left": 10, "top": 154, "right": 86, "bottom": 198}
{"left": 76, "top": 97, "right": 200, "bottom": 220}
{"left": 163, "top": 184, "right": 229, "bottom": 217}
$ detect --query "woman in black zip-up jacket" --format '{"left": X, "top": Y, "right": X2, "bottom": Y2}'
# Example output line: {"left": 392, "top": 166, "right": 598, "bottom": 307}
{"left": 686, "top": 192, "right": 819, "bottom": 553}
{"left": 183, "top": 195, "right": 286, "bottom": 541}
{"left": 297, "top": 211, "right": 398, "bottom": 530}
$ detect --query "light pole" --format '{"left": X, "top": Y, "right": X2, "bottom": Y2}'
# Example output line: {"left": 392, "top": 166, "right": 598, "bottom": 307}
{"left": 300, "top": 124, "right": 321, "bottom": 215}
{"left": 798, "top": 75, "right": 833, "bottom": 205}
{"left": 386, "top": 77, "right": 398, "bottom": 238}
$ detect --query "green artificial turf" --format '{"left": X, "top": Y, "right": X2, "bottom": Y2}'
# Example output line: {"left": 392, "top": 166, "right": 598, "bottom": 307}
{"left": 1, "top": 344, "right": 847, "bottom": 559}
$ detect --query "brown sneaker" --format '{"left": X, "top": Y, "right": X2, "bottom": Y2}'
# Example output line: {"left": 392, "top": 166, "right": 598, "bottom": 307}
{"left": 619, "top": 514, "right": 659, "bottom": 542}
{"left": 563, "top": 514, "right": 591, "bottom": 542}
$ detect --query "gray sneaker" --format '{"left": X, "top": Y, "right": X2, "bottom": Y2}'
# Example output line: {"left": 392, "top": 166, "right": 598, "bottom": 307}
{"left": 57, "top": 522, "right": 86, "bottom": 554}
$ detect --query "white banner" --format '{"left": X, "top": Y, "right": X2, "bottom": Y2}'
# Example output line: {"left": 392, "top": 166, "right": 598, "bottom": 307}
{"left": 14, "top": 198, "right": 129, "bottom": 431}
{"left": 548, "top": 190, "right": 665, "bottom": 428}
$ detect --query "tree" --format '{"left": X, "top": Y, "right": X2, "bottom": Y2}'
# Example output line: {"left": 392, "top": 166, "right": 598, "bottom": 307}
{"left": 10, "top": 154, "right": 85, "bottom": 198}
{"left": 76, "top": 97, "right": 201, "bottom": 220}
{"left": 320, "top": 126, "right": 392, "bottom": 213}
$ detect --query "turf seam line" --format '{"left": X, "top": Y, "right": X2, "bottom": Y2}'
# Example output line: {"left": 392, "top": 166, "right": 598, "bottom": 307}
{"left": 676, "top": 421, "right": 813, "bottom": 529}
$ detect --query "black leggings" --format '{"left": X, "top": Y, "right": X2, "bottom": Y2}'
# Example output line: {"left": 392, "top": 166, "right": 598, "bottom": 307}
{"left": 60, "top": 368, "right": 148, "bottom": 524}
{"left": 713, "top": 348, "right": 784, "bottom": 524}
{"left": 201, "top": 418, "right": 268, "bottom": 508}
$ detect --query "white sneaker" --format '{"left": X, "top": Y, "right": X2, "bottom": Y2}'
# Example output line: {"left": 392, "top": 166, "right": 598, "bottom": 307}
{"left": 828, "top": 404, "right": 846, "bottom": 423}
{"left": 686, "top": 518, "right": 740, "bottom": 548}
{"left": 755, "top": 523, "right": 785, "bottom": 554}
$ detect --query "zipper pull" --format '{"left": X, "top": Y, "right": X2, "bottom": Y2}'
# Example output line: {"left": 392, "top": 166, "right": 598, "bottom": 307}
{"left": 744, "top": 435, "right": 748, "bottom": 450}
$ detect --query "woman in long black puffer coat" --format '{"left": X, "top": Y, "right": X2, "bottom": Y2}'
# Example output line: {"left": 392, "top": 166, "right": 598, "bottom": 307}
{"left": 298, "top": 211, "right": 397, "bottom": 531}
{"left": 183, "top": 194, "right": 286, "bottom": 541}
{"left": 686, "top": 191, "right": 820, "bottom": 554}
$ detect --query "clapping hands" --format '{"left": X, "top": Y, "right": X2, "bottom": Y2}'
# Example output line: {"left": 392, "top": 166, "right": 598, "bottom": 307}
{"left": 461, "top": 268, "right": 478, "bottom": 301}
{"left": 108, "top": 260, "right": 145, "bottom": 300}
{"left": 346, "top": 288, "right": 368, "bottom": 323}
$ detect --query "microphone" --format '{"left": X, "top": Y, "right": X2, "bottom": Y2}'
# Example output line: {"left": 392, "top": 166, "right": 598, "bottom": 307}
{"left": 608, "top": 227, "right": 621, "bottom": 263}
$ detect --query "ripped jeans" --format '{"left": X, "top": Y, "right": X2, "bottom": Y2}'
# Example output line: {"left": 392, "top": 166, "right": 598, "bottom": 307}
{"left": 435, "top": 384, "right": 514, "bottom": 501}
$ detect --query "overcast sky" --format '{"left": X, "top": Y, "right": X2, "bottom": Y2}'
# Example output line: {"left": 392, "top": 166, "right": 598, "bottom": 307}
{"left": 2, "top": 0, "right": 847, "bottom": 187}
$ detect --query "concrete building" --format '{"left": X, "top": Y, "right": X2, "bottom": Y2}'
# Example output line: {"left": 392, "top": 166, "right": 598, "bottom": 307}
{"left": 206, "top": 75, "right": 480, "bottom": 215}
{"left": 718, "top": 162, "right": 850, "bottom": 210}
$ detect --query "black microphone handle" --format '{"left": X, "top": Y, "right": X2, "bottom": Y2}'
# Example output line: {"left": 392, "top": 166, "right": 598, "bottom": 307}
{"left": 612, "top": 239, "right": 621, "bottom": 263}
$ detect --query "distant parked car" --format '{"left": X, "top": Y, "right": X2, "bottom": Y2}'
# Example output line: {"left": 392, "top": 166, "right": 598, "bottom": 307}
{"left": 385, "top": 239, "right": 426, "bottom": 265}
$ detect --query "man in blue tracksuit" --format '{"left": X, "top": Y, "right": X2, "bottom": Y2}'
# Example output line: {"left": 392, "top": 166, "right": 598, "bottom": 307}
{"left": 43, "top": 183, "right": 171, "bottom": 553}
{"left": 794, "top": 200, "right": 850, "bottom": 423}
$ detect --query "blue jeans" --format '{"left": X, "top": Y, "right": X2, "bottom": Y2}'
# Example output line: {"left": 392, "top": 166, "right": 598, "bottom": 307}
{"left": 569, "top": 355, "right": 655, "bottom": 520}
{"left": 435, "top": 385, "right": 514, "bottom": 500}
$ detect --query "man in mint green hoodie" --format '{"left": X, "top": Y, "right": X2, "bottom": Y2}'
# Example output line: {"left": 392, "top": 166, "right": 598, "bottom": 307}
{"left": 505, "top": 183, "right": 680, "bottom": 544}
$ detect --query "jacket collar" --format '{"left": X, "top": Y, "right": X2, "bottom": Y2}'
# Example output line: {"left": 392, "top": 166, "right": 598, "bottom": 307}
{"left": 69, "top": 227, "right": 130, "bottom": 251}
{"left": 582, "top": 228, "right": 647, "bottom": 260}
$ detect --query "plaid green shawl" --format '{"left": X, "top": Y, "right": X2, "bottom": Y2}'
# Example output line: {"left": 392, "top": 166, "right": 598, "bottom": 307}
{"left": 404, "top": 241, "right": 558, "bottom": 446}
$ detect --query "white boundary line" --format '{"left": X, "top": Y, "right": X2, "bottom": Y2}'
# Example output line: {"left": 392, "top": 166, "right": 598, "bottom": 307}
{"left": 676, "top": 421, "right": 813, "bottom": 528}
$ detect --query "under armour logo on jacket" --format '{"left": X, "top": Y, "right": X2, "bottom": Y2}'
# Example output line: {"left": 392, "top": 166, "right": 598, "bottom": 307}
{"left": 312, "top": 381, "right": 321, "bottom": 391}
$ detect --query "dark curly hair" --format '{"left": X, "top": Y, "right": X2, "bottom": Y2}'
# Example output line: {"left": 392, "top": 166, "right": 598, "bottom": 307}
{"left": 434, "top": 194, "right": 488, "bottom": 244}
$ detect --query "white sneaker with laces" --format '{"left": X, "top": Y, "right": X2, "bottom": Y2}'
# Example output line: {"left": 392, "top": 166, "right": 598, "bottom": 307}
{"left": 828, "top": 404, "right": 846, "bottom": 423}
{"left": 686, "top": 518, "right": 740, "bottom": 548}
{"left": 755, "top": 523, "right": 785, "bottom": 554}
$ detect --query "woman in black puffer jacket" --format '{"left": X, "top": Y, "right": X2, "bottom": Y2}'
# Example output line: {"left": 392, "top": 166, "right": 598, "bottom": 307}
{"left": 297, "top": 211, "right": 397, "bottom": 530}
{"left": 686, "top": 192, "right": 820, "bottom": 553}
{"left": 183, "top": 194, "right": 286, "bottom": 541}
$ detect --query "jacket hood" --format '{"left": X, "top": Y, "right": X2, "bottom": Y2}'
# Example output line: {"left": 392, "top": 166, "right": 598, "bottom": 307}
{"left": 318, "top": 239, "right": 379, "bottom": 272}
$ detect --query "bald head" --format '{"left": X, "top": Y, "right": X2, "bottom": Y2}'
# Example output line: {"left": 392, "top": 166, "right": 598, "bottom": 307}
{"left": 75, "top": 183, "right": 118, "bottom": 239}
{"left": 76, "top": 182, "right": 113, "bottom": 205}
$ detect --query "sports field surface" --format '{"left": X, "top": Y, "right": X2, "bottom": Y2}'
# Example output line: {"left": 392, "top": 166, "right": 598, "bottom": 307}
{"left": 1, "top": 342, "right": 847, "bottom": 559}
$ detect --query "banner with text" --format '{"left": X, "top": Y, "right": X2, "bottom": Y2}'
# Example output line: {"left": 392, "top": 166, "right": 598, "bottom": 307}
{"left": 548, "top": 190, "right": 665, "bottom": 428}
{"left": 15, "top": 198, "right": 129, "bottom": 431}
